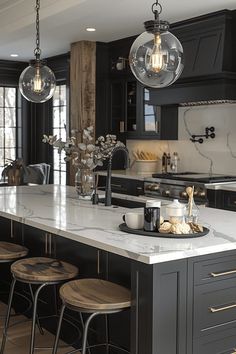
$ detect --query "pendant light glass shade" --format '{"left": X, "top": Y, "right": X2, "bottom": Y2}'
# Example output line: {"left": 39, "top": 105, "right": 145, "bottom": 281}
{"left": 129, "top": 1, "right": 184, "bottom": 88}
{"left": 19, "top": 0, "right": 56, "bottom": 103}
{"left": 19, "top": 61, "right": 56, "bottom": 103}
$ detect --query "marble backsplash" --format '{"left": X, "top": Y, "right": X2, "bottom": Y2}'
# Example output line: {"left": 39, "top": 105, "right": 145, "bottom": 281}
{"left": 127, "top": 103, "right": 236, "bottom": 175}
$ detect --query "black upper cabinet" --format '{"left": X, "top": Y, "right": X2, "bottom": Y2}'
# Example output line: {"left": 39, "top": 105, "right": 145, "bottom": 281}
{"left": 138, "top": 86, "right": 178, "bottom": 140}
{"left": 110, "top": 79, "right": 178, "bottom": 140}
{"left": 171, "top": 10, "right": 236, "bottom": 80}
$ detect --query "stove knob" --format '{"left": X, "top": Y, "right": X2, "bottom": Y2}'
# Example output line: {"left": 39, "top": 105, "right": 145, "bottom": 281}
{"left": 180, "top": 191, "right": 187, "bottom": 198}
{"left": 163, "top": 189, "right": 170, "bottom": 197}
{"left": 198, "top": 190, "right": 206, "bottom": 198}
{"left": 146, "top": 185, "right": 153, "bottom": 191}
{"left": 151, "top": 184, "right": 160, "bottom": 191}
{"left": 193, "top": 190, "right": 198, "bottom": 196}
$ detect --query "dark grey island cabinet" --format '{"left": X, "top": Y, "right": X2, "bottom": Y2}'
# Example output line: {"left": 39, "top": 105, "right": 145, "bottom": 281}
{"left": 1, "top": 217, "right": 236, "bottom": 354}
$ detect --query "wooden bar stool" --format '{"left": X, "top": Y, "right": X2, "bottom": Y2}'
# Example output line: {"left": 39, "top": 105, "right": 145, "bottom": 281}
{"left": 53, "top": 278, "right": 131, "bottom": 354}
{"left": 0, "top": 241, "right": 30, "bottom": 316}
{"left": 0, "top": 256, "right": 78, "bottom": 354}
{"left": 0, "top": 242, "right": 28, "bottom": 263}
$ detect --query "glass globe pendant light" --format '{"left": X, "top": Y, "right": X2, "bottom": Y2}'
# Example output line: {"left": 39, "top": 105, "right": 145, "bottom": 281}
{"left": 19, "top": 0, "right": 56, "bottom": 103}
{"left": 129, "top": 0, "right": 184, "bottom": 88}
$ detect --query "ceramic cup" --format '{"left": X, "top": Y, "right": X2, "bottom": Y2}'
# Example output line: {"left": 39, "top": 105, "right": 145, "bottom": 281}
{"left": 123, "top": 212, "right": 144, "bottom": 229}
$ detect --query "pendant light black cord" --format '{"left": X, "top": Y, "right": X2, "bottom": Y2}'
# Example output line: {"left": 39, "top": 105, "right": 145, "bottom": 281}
{"left": 34, "top": 0, "right": 41, "bottom": 60}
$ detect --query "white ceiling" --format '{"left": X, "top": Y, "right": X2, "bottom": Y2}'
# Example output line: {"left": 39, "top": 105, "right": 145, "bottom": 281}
{"left": 0, "top": 0, "right": 235, "bottom": 61}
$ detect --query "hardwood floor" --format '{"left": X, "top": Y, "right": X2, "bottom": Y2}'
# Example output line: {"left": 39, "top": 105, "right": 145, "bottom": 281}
{"left": 0, "top": 302, "right": 77, "bottom": 353}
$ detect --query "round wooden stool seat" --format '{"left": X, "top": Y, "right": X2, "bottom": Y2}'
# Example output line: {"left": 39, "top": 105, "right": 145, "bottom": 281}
{"left": 11, "top": 257, "right": 78, "bottom": 283}
{"left": 0, "top": 241, "right": 28, "bottom": 261}
{"left": 60, "top": 278, "right": 131, "bottom": 311}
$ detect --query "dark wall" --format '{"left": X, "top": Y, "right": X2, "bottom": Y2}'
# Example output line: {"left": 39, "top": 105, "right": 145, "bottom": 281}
{"left": 26, "top": 53, "right": 70, "bottom": 165}
{"left": 0, "top": 55, "right": 70, "bottom": 167}
{"left": 0, "top": 59, "right": 27, "bottom": 86}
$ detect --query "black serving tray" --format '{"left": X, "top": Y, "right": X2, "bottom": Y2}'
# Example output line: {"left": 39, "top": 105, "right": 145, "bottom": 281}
{"left": 119, "top": 223, "right": 209, "bottom": 239}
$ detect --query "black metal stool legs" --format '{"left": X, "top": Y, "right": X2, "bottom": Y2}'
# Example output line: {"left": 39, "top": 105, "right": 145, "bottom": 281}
{"left": 29, "top": 284, "right": 44, "bottom": 336}
{"left": 29, "top": 282, "right": 48, "bottom": 354}
{"left": 79, "top": 313, "right": 91, "bottom": 354}
{"left": 105, "top": 314, "right": 109, "bottom": 354}
{"left": 0, "top": 278, "right": 16, "bottom": 354}
{"left": 53, "top": 308, "right": 98, "bottom": 354}
{"left": 81, "top": 313, "right": 99, "bottom": 354}
{"left": 52, "top": 304, "right": 66, "bottom": 354}
{"left": 0, "top": 279, "right": 48, "bottom": 354}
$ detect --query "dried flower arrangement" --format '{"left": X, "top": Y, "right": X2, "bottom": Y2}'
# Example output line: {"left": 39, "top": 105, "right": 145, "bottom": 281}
{"left": 42, "top": 126, "right": 124, "bottom": 170}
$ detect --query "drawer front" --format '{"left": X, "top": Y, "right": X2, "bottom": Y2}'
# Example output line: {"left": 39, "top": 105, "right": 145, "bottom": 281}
{"left": 193, "top": 326, "right": 236, "bottom": 354}
{"left": 194, "top": 279, "right": 236, "bottom": 336}
{"left": 98, "top": 176, "right": 144, "bottom": 196}
{"left": 111, "top": 177, "right": 129, "bottom": 194}
{"left": 111, "top": 177, "right": 144, "bottom": 196}
{"left": 223, "top": 191, "right": 236, "bottom": 211}
{"left": 194, "top": 255, "right": 236, "bottom": 285}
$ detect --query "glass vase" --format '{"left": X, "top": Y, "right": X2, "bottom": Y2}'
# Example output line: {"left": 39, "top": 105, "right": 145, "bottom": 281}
{"left": 185, "top": 199, "right": 199, "bottom": 223}
{"left": 75, "top": 168, "right": 95, "bottom": 200}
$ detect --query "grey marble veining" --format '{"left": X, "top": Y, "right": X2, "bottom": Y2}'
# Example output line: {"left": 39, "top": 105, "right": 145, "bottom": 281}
{"left": 0, "top": 185, "right": 236, "bottom": 264}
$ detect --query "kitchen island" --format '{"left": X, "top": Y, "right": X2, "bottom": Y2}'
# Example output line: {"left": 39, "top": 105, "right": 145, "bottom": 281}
{"left": 1, "top": 185, "right": 236, "bottom": 353}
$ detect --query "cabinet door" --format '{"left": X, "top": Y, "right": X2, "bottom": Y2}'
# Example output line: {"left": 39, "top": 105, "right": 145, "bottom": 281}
{"left": 125, "top": 81, "right": 138, "bottom": 138}
{"left": 223, "top": 191, "right": 236, "bottom": 211}
{"left": 137, "top": 86, "right": 178, "bottom": 140}
{"left": 139, "top": 87, "right": 161, "bottom": 138}
{"left": 110, "top": 80, "right": 126, "bottom": 141}
{"left": 131, "top": 259, "right": 187, "bottom": 354}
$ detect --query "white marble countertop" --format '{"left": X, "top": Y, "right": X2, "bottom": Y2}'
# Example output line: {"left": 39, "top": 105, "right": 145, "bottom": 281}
{"left": 206, "top": 182, "right": 236, "bottom": 191}
{"left": 98, "top": 191, "right": 171, "bottom": 205}
{"left": 1, "top": 185, "right": 236, "bottom": 265}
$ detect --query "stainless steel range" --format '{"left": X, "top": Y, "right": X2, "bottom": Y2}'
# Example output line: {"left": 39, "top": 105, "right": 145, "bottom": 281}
{"left": 144, "top": 173, "right": 236, "bottom": 205}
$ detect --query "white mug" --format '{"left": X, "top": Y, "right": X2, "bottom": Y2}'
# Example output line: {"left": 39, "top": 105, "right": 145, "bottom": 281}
{"left": 123, "top": 212, "right": 144, "bottom": 229}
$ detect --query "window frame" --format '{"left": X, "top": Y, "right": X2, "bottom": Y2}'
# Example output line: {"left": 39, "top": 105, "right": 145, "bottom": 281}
{"left": 0, "top": 85, "right": 21, "bottom": 174}
{"left": 51, "top": 82, "right": 69, "bottom": 185}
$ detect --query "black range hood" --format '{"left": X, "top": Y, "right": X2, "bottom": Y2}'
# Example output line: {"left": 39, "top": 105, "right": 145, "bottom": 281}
{"left": 149, "top": 10, "right": 236, "bottom": 106}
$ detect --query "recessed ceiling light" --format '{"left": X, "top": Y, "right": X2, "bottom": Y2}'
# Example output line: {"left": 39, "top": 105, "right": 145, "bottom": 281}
{"left": 10, "top": 54, "right": 19, "bottom": 57}
{"left": 86, "top": 27, "right": 96, "bottom": 32}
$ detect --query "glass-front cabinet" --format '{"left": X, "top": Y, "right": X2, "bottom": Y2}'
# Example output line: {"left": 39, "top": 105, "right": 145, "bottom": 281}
{"left": 110, "top": 79, "right": 178, "bottom": 140}
{"left": 141, "top": 87, "right": 161, "bottom": 137}
{"left": 126, "top": 81, "right": 137, "bottom": 134}
{"left": 110, "top": 79, "right": 138, "bottom": 140}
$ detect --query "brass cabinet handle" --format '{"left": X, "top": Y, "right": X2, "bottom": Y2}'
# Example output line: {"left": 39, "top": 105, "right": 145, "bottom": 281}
{"left": 10, "top": 220, "right": 14, "bottom": 238}
{"left": 97, "top": 250, "right": 100, "bottom": 275}
{"left": 48, "top": 233, "right": 52, "bottom": 255}
{"left": 210, "top": 269, "right": 236, "bottom": 277}
{"left": 209, "top": 302, "right": 236, "bottom": 313}
{"left": 45, "top": 233, "right": 48, "bottom": 254}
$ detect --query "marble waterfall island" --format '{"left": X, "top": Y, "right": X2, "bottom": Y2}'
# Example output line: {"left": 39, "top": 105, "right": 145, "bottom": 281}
{"left": 0, "top": 185, "right": 236, "bottom": 264}
{"left": 1, "top": 185, "right": 236, "bottom": 353}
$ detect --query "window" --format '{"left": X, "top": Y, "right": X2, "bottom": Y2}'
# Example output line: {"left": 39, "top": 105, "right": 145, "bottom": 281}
{"left": 0, "top": 87, "right": 19, "bottom": 175}
{"left": 52, "top": 84, "right": 67, "bottom": 185}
